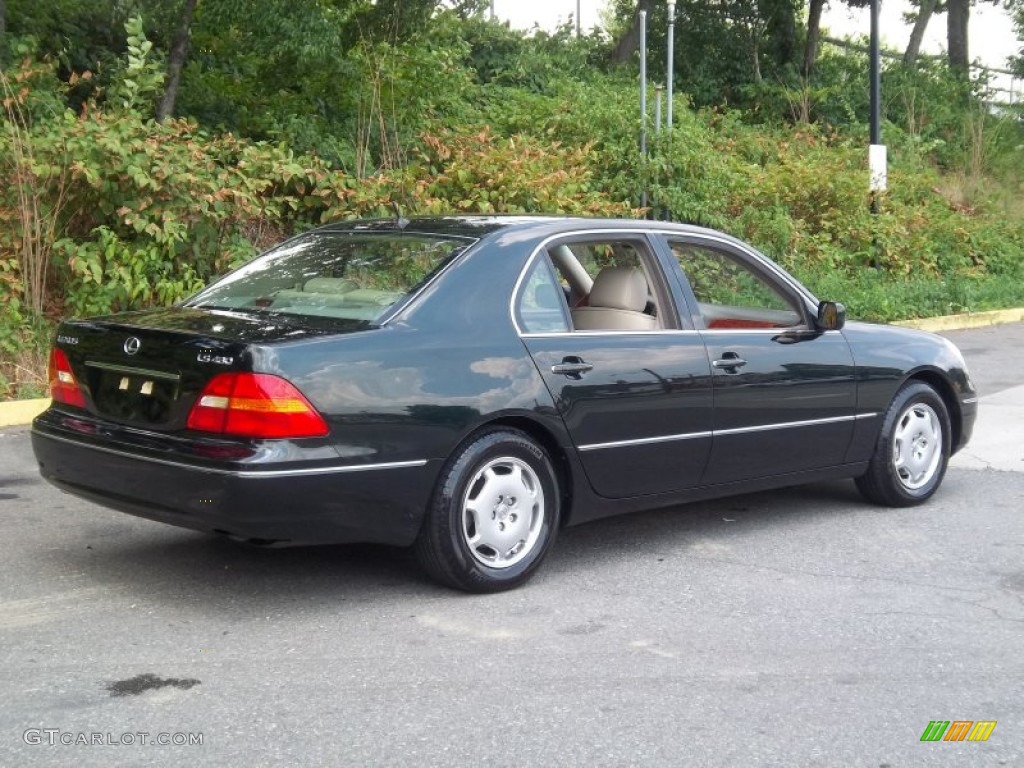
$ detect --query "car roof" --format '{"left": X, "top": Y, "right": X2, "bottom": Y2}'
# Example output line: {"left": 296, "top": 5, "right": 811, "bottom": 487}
{"left": 313, "top": 215, "right": 734, "bottom": 242}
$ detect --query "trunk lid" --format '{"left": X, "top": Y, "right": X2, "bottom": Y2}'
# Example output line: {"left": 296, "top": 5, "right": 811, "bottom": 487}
{"left": 53, "top": 307, "right": 366, "bottom": 431}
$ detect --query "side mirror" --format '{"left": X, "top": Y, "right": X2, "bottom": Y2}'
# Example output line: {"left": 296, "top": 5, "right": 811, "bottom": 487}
{"left": 816, "top": 301, "right": 846, "bottom": 331}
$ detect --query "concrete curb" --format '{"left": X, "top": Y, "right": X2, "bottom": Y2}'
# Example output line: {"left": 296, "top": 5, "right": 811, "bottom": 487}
{"left": 892, "top": 308, "right": 1024, "bottom": 332}
{"left": 0, "top": 398, "right": 50, "bottom": 428}
{"left": 1, "top": 308, "right": 1022, "bottom": 428}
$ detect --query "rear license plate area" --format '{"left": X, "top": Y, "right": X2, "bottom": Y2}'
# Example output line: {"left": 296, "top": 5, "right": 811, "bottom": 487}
{"left": 89, "top": 365, "right": 179, "bottom": 425}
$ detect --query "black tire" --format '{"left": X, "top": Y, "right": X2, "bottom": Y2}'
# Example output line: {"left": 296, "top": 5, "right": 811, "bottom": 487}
{"left": 414, "top": 428, "right": 561, "bottom": 593}
{"left": 855, "top": 381, "right": 951, "bottom": 507}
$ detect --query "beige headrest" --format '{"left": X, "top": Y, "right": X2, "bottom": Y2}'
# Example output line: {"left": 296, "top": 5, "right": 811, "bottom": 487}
{"left": 304, "top": 277, "right": 356, "bottom": 294}
{"left": 588, "top": 267, "right": 648, "bottom": 312}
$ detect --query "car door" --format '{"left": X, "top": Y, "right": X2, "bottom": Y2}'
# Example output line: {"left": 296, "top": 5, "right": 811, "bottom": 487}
{"left": 516, "top": 232, "right": 714, "bottom": 499}
{"left": 658, "top": 234, "right": 858, "bottom": 485}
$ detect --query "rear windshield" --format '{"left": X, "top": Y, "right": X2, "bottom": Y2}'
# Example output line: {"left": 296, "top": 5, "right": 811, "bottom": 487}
{"left": 184, "top": 232, "right": 472, "bottom": 323}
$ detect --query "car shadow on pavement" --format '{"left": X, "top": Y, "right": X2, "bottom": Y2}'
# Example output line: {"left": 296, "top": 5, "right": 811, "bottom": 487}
{"left": 51, "top": 531, "right": 431, "bottom": 606}
{"left": 39, "top": 479, "right": 874, "bottom": 607}
{"left": 549, "top": 479, "right": 869, "bottom": 571}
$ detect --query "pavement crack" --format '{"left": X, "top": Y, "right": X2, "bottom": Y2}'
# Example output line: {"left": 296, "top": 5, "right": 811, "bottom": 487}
{"left": 687, "top": 555, "right": 983, "bottom": 594}
{"left": 940, "top": 596, "right": 1024, "bottom": 624}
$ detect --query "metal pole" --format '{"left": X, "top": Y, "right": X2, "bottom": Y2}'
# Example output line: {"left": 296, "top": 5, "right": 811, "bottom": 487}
{"left": 640, "top": 11, "right": 648, "bottom": 157}
{"left": 490, "top": 1, "right": 494, "bottom": 21}
{"left": 576, "top": 0, "right": 581, "bottom": 37}
{"left": 869, "top": 1, "right": 881, "bottom": 151}
{"left": 655, "top": 85, "right": 663, "bottom": 135}
{"left": 868, "top": 0, "right": 884, "bottom": 267}
{"left": 869, "top": 0, "right": 881, "bottom": 216}
{"left": 666, "top": 2, "right": 675, "bottom": 132}
{"left": 640, "top": 10, "right": 648, "bottom": 209}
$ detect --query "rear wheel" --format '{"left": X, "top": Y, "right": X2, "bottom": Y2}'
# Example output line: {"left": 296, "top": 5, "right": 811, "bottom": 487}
{"left": 855, "top": 381, "right": 951, "bottom": 507}
{"left": 415, "top": 429, "right": 561, "bottom": 592}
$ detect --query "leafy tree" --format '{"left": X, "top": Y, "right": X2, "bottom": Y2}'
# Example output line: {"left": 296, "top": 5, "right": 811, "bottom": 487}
{"left": 803, "top": 0, "right": 827, "bottom": 75}
{"left": 5, "top": 0, "right": 131, "bottom": 106}
{"left": 609, "top": 0, "right": 652, "bottom": 65}
{"left": 1, "top": 0, "right": 7, "bottom": 67}
{"left": 608, "top": 0, "right": 801, "bottom": 103}
{"left": 805, "top": 0, "right": 872, "bottom": 76}
{"left": 174, "top": 0, "right": 361, "bottom": 154}
{"left": 947, "top": 0, "right": 969, "bottom": 73}
{"left": 904, "top": 0, "right": 942, "bottom": 67}
{"left": 1009, "top": 0, "right": 1024, "bottom": 76}
{"left": 156, "top": 0, "right": 197, "bottom": 121}
{"left": 944, "top": 0, "right": 998, "bottom": 75}
{"left": 342, "top": 0, "right": 443, "bottom": 44}
{"left": 763, "top": 0, "right": 800, "bottom": 72}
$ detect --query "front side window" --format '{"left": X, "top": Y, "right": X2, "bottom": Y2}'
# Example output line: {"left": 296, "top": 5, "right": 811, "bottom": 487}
{"left": 185, "top": 233, "right": 472, "bottom": 323}
{"left": 669, "top": 241, "right": 803, "bottom": 329}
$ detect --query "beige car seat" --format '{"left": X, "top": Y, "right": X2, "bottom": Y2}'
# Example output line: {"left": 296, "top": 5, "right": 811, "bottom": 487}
{"left": 571, "top": 267, "right": 658, "bottom": 331}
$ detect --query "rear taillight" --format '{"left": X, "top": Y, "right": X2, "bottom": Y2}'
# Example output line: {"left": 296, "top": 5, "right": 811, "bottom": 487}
{"left": 48, "top": 348, "right": 86, "bottom": 408}
{"left": 187, "top": 373, "right": 328, "bottom": 439}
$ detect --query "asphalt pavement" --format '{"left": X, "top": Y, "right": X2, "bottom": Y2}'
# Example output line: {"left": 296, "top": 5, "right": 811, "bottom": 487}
{"left": 943, "top": 323, "right": 1024, "bottom": 473}
{"left": 0, "top": 324, "right": 1021, "bottom": 768}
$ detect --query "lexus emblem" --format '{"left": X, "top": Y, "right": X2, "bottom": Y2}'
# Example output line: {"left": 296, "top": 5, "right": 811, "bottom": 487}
{"left": 123, "top": 337, "right": 142, "bottom": 355}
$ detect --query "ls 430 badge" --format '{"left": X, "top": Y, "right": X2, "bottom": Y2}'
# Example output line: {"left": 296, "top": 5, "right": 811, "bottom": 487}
{"left": 196, "top": 353, "right": 234, "bottom": 365}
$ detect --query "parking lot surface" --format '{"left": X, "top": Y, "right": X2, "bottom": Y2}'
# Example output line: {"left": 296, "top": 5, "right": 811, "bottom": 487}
{"left": 1, "top": 324, "right": 1021, "bottom": 767}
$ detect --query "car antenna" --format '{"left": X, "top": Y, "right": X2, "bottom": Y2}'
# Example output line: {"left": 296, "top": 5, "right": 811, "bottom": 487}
{"left": 390, "top": 201, "right": 409, "bottom": 230}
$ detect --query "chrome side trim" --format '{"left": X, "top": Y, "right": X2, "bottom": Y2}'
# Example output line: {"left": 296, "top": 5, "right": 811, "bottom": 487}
{"left": 575, "top": 413, "right": 878, "bottom": 452}
{"left": 961, "top": 397, "right": 979, "bottom": 405}
{"left": 715, "top": 413, "right": 875, "bottom": 437}
{"left": 578, "top": 430, "right": 713, "bottom": 452}
{"left": 521, "top": 330, "right": 701, "bottom": 339}
{"left": 235, "top": 460, "right": 429, "bottom": 478}
{"left": 34, "top": 431, "right": 428, "bottom": 478}
{"left": 700, "top": 329, "right": 843, "bottom": 336}
{"left": 521, "top": 328, "right": 842, "bottom": 339}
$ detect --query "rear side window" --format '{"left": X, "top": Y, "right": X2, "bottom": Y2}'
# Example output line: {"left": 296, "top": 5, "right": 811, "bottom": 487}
{"left": 516, "top": 255, "right": 570, "bottom": 333}
{"left": 185, "top": 233, "right": 471, "bottom": 323}
{"left": 548, "top": 238, "right": 666, "bottom": 331}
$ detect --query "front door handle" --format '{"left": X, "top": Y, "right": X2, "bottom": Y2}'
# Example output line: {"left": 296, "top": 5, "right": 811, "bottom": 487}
{"left": 551, "top": 357, "right": 593, "bottom": 378}
{"left": 712, "top": 353, "right": 747, "bottom": 372}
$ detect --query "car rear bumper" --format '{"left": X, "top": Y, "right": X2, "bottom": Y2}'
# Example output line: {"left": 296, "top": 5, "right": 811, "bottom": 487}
{"left": 31, "top": 417, "right": 437, "bottom": 547}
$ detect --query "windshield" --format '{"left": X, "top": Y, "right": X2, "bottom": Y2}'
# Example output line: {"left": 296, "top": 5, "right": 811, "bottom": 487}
{"left": 184, "top": 232, "right": 472, "bottom": 323}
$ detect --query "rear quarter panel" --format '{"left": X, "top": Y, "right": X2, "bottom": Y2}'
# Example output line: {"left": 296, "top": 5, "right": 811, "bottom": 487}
{"left": 247, "top": 228, "right": 577, "bottom": 478}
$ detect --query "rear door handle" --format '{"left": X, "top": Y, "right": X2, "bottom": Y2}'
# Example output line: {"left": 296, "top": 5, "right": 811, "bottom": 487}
{"left": 551, "top": 357, "right": 593, "bottom": 378}
{"left": 712, "top": 353, "right": 747, "bottom": 372}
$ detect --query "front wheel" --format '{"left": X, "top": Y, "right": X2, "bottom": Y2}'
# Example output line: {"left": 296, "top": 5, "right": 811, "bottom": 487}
{"left": 855, "top": 381, "right": 951, "bottom": 507}
{"left": 414, "top": 429, "right": 561, "bottom": 592}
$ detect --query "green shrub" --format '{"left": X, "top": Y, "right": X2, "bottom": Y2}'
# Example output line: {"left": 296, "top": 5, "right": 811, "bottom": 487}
{"left": 3, "top": 23, "right": 1024, "bottom": 400}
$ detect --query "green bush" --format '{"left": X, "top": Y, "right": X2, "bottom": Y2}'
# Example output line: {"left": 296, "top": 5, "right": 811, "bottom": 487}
{"left": 3, "top": 18, "right": 1024, "bottom": 400}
